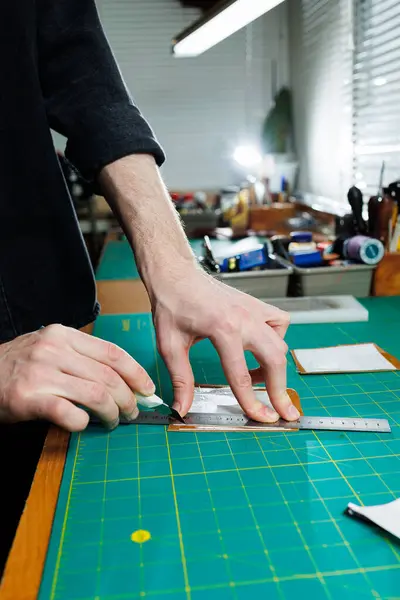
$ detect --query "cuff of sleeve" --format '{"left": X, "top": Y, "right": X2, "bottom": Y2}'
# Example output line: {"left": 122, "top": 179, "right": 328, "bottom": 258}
{"left": 64, "top": 103, "right": 165, "bottom": 181}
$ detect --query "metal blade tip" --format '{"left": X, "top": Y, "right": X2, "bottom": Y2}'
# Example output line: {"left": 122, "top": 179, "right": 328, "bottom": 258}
{"left": 170, "top": 407, "right": 185, "bottom": 424}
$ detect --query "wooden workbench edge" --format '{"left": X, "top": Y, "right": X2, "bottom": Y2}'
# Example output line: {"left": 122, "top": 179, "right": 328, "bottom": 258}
{"left": 0, "top": 426, "right": 70, "bottom": 600}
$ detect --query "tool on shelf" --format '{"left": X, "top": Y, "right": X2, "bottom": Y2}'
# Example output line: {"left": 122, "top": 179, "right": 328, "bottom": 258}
{"left": 270, "top": 234, "right": 291, "bottom": 261}
{"left": 377, "top": 188, "right": 394, "bottom": 249}
{"left": 367, "top": 162, "right": 385, "bottom": 239}
{"left": 388, "top": 180, "right": 400, "bottom": 252}
{"left": 200, "top": 235, "right": 220, "bottom": 273}
{"left": 347, "top": 186, "right": 367, "bottom": 235}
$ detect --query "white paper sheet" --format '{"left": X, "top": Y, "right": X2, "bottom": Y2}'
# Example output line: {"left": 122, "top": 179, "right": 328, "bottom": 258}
{"left": 292, "top": 343, "right": 396, "bottom": 374}
{"left": 191, "top": 387, "right": 273, "bottom": 414}
{"left": 347, "top": 498, "right": 400, "bottom": 540}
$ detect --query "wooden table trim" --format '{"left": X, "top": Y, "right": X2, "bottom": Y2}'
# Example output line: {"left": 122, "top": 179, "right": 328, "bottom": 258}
{"left": 0, "top": 426, "right": 70, "bottom": 600}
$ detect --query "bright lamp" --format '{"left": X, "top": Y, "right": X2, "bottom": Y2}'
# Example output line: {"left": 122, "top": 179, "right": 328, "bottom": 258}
{"left": 172, "top": 0, "right": 285, "bottom": 58}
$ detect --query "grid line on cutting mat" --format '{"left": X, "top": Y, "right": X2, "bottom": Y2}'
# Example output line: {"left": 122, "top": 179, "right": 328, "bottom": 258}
{"left": 38, "top": 311, "right": 400, "bottom": 600}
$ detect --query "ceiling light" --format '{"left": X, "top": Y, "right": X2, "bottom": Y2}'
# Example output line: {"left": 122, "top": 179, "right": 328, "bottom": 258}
{"left": 173, "top": 0, "right": 285, "bottom": 57}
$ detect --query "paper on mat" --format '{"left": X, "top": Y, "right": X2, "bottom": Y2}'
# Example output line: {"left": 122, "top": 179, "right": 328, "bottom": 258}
{"left": 192, "top": 387, "right": 273, "bottom": 415}
{"left": 347, "top": 498, "right": 400, "bottom": 540}
{"left": 293, "top": 343, "right": 396, "bottom": 374}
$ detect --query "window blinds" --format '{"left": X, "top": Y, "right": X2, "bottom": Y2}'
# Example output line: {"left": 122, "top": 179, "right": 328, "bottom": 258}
{"left": 289, "top": 0, "right": 353, "bottom": 211}
{"left": 353, "top": 0, "right": 400, "bottom": 197}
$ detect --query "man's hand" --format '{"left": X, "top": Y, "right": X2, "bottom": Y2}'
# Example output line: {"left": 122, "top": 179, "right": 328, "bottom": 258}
{"left": 99, "top": 154, "right": 298, "bottom": 423}
{"left": 153, "top": 268, "right": 298, "bottom": 423}
{"left": 0, "top": 325, "right": 155, "bottom": 431}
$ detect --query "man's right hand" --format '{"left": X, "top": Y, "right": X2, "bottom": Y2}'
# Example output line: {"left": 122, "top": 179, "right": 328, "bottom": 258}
{"left": 0, "top": 324, "right": 155, "bottom": 431}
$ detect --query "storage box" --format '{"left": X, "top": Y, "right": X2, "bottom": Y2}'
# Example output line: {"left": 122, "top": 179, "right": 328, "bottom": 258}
{"left": 286, "top": 262, "right": 375, "bottom": 297}
{"left": 216, "top": 255, "right": 293, "bottom": 298}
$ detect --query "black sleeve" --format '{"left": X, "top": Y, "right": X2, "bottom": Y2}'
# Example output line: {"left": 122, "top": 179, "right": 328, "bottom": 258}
{"left": 36, "top": 0, "right": 165, "bottom": 180}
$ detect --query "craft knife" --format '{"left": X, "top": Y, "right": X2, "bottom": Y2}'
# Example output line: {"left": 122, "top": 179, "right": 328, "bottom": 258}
{"left": 135, "top": 393, "right": 185, "bottom": 423}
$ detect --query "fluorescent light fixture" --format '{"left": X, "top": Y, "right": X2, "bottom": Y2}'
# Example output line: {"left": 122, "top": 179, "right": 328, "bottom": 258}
{"left": 233, "top": 145, "right": 262, "bottom": 169}
{"left": 173, "top": 0, "right": 285, "bottom": 57}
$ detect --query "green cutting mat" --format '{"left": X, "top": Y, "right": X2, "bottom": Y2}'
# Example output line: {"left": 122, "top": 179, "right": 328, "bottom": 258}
{"left": 96, "top": 241, "right": 141, "bottom": 281}
{"left": 39, "top": 300, "right": 400, "bottom": 600}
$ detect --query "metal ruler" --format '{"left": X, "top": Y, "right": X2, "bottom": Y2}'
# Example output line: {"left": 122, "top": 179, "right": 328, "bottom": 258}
{"left": 132, "top": 412, "right": 391, "bottom": 433}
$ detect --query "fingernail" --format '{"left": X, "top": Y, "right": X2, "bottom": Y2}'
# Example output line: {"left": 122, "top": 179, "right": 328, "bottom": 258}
{"left": 122, "top": 405, "right": 139, "bottom": 422}
{"left": 105, "top": 416, "right": 120, "bottom": 431}
{"left": 173, "top": 401, "right": 182, "bottom": 414}
{"left": 288, "top": 404, "right": 300, "bottom": 420}
{"left": 146, "top": 380, "right": 156, "bottom": 395}
{"left": 262, "top": 406, "right": 280, "bottom": 422}
{"left": 140, "top": 381, "right": 156, "bottom": 396}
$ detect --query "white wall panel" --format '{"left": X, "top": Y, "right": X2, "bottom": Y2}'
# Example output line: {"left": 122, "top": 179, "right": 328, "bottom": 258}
{"left": 94, "top": 0, "right": 289, "bottom": 189}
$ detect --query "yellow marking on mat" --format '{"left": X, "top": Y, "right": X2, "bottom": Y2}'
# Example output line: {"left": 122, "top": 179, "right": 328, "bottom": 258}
{"left": 131, "top": 529, "right": 151, "bottom": 544}
{"left": 164, "top": 428, "right": 191, "bottom": 599}
{"left": 122, "top": 319, "right": 130, "bottom": 332}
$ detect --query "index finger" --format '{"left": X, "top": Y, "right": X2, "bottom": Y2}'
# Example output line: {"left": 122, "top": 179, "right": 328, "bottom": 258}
{"left": 251, "top": 331, "right": 300, "bottom": 421}
{"left": 212, "top": 334, "right": 280, "bottom": 423}
{"left": 63, "top": 328, "right": 155, "bottom": 396}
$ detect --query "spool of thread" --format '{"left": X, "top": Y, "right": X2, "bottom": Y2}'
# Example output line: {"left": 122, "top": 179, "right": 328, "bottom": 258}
{"left": 343, "top": 235, "right": 384, "bottom": 265}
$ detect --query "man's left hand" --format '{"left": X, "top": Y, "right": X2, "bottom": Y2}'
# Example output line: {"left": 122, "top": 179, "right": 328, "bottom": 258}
{"left": 152, "top": 267, "right": 300, "bottom": 423}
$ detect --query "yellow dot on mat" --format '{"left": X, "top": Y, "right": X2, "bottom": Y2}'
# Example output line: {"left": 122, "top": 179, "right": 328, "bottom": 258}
{"left": 229, "top": 582, "right": 236, "bottom": 588}
{"left": 131, "top": 530, "right": 151, "bottom": 544}
{"left": 222, "top": 554, "right": 229, "bottom": 559}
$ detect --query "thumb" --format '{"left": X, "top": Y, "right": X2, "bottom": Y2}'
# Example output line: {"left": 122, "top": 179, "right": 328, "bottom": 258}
{"left": 158, "top": 334, "right": 194, "bottom": 417}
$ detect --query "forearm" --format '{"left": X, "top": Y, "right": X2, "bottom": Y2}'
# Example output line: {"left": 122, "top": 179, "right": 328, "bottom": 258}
{"left": 99, "top": 155, "right": 197, "bottom": 301}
